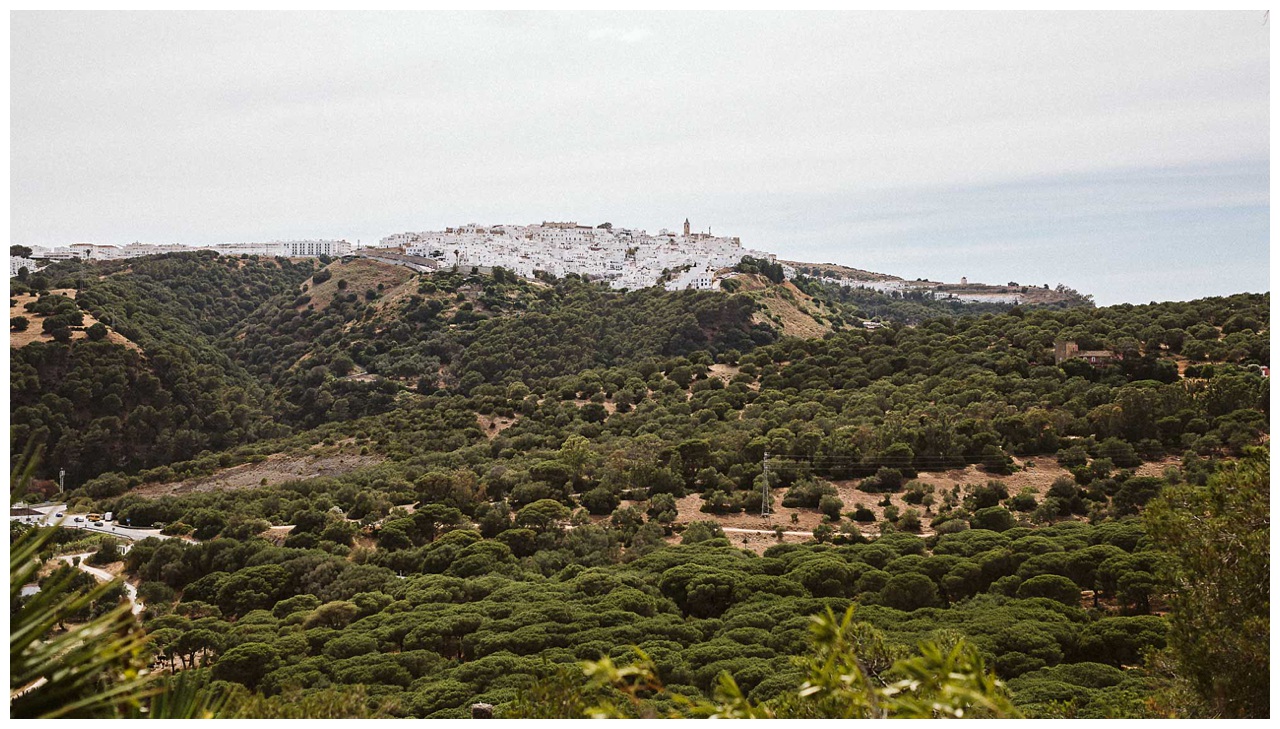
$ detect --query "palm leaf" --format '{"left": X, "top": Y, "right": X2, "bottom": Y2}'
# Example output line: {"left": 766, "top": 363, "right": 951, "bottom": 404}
{"left": 10, "top": 442, "right": 227, "bottom": 719}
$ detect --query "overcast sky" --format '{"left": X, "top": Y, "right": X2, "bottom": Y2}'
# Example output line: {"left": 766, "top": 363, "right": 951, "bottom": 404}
{"left": 11, "top": 11, "right": 1269, "bottom": 305}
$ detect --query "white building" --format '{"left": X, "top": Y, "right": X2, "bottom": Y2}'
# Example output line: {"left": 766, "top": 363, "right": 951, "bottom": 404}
{"left": 664, "top": 265, "right": 716, "bottom": 291}
{"left": 279, "top": 240, "right": 352, "bottom": 257}
{"left": 9, "top": 257, "right": 42, "bottom": 277}
{"left": 13, "top": 239, "right": 354, "bottom": 264}
{"left": 384, "top": 220, "right": 773, "bottom": 291}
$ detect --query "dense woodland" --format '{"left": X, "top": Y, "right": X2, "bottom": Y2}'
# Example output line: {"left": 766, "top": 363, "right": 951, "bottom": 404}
{"left": 9, "top": 253, "right": 1270, "bottom": 718}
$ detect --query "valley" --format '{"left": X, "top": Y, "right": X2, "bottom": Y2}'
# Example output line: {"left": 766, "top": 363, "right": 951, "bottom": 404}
{"left": 9, "top": 251, "right": 1269, "bottom": 719}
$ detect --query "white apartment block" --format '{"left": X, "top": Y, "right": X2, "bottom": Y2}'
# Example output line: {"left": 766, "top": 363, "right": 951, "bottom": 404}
{"left": 385, "top": 219, "right": 774, "bottom": 291}
{"left": 664, "top": 266, "right": 716, "bottom": 292}
{"left": 282, "top": 240, "right": 352, "bottom": 257}
{"left": 9, "top": 257, "right": 43, "bottom": 277}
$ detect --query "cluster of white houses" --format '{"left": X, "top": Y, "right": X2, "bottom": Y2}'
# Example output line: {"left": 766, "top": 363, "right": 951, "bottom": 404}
{"left": 379, "top": 220, "right": 782, "bottom": 291}
{"left": 9, "top": 225, "right": 1031, "bottom": 305}
{"left": 13, "top": 222, "right": 776, "bottom": 292}
{"left": 12, "top": 240, "right": 353, "bottom": 275}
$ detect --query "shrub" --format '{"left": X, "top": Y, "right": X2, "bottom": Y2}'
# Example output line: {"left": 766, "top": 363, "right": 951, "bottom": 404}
{"left": 681, "top": 521, "right": 725, "bottom": 544}
{"left": 970, "top": 507, "right": 1015, "bottom": 533}
{"left": 858, "top": 468, "right": 904, "bottom": 493}
{"left": 782, "top": 480, "right": 837, "bottom": 507}
{"left": 818, "top": 494, "right": 844, "bottom": 521}
{"left": 1017, "top": 574, "right": 1081, "bottom": 605}
{"left": 878, "top": 573, "right": 938, "bottom": 611}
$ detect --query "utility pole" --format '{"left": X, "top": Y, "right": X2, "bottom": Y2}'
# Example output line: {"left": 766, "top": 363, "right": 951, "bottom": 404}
{"left": 761, "top": 451, "right": 771, "bottom": 517}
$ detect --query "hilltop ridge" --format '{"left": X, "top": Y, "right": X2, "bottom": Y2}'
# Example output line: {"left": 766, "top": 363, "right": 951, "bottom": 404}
{"left": 14, "top": 218, "right": 1099, "bottom": 308}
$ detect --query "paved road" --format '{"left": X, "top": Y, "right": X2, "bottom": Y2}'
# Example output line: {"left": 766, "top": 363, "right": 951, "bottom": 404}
{"left": 722, "top": 526, "right": 814, "bottom": 537}
{"left": 60, "top": 552, "right": 144, "bottom": 615}
{"left": 10, "top": 502, "right": 175, "bottom": 542}
{"left": 60, "top": 521, "right": 174, "bottom": 542}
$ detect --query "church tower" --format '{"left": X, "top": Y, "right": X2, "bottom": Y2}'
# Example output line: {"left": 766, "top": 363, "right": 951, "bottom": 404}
{"left": 683, "top": 218, "right": 691, "bottom": 237}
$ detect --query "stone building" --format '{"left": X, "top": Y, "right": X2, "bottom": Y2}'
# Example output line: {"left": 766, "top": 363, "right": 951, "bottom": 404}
{"left": 1054, "top": 340, "right": 1118, "bottom": 366}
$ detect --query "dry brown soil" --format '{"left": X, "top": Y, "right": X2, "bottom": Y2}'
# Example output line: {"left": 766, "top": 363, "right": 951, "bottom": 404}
{"left": 301, "top": 259, "right": 414, "bottom": 311}
{"left": 665, "top": 455, "right": 1182, "bottom": 554}
{"left": 738, "top": 276, "right": 831, "bottom": 339}
{"left": 9, "top": 289, "right": 142, "bottom": 351}
{"left": 476, "top": 413, "right": 520, "bottom": 439}
{"left": 131, "top": 451, "right": 385, "bottom": 497}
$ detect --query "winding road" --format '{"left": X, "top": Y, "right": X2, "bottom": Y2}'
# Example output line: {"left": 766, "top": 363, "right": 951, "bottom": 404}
{"left": 59, "top": 553, "right": 144, "bottom": 615}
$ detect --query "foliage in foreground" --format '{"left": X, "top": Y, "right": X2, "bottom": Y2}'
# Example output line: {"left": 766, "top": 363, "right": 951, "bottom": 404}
{"left": 9, "top": 452, "right": 228, "bottom": 719}
{"left": 508, "top": 606, "right": 1019, "bottom": 718}
{"left": 1144, "top": 451, "right": 1269, "bottom": 718}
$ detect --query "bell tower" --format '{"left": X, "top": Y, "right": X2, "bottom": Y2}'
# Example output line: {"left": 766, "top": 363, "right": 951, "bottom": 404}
{"left": 683, "top": 218, "right": 691, "bottom": 237}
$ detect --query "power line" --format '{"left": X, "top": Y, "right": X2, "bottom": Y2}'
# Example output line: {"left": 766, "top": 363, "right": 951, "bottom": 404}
{"left": 761, "top": 458, "right": 1009, "bottom": 466}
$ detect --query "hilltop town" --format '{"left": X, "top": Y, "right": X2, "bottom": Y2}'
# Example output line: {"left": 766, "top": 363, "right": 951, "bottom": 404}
{"left": 11, "top": 220, "right": 1088, "bottom": 305}
{"left": 379, "top": 219, "right": 777, "bottom": 291}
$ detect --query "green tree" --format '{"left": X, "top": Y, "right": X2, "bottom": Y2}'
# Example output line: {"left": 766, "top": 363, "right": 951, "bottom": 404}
{"left": 970, "top": 506, "right": 1015, "bottom": 533}
{"left": 819, "top": 494, "right": 844, "bottom": 521}
{"left": 515, "top": 499, "right": 571, "bottom": 534}
{"left": 511, "top": 607, "right": 1017, "bottom": 718}
{"left": 1144, "top": 452, "right": 1269, "bottom": 718}
{"left": 212, "top": 642, "right": 279, "bottom": 690}
{"left": 879, "top": 573, "right": 938, "bottom": 611}
{"left": 303, "top": 600, "right": 359, "bottom": 630}
{"left": 1017, "top": 574, "right": 1080, "bottom": 606}
{"left": 646, "top": 493, "right": 678, "bottom": 525}
{"left": 680, "top": 520, "right": 725, "bottom": 544}
{"left": 559, "top": 434, "right": 598, "bottom": 485}
{"left": 581, "top": 486, "right": 620, "bottom": 515}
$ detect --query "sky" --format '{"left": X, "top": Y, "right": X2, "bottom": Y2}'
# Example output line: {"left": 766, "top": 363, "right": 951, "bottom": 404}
{"left": 10, "top": 11, "right": 1270, "bottom": 305}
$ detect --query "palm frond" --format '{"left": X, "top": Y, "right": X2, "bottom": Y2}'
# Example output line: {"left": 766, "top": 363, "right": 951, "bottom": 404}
{"left": 10, "top": 516, "right": 155, "bottom": 718}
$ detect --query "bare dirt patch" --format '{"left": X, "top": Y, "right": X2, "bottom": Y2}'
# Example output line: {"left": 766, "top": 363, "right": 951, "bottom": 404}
{"left": 476, "top": 413, "right": 520, "bottom": 439}
{"left": 9, "top": 290, "right": 142, "bottom": 352}
{"left": 707, "top": 363, "right": 740, "bottom": 381}
{"left": 302, "top": 259, "right": 414, "bottom": 311}
{"left": 131, "top": 451, "right": 385, "bottom": 497}
{"left": 663, "top": 455, "right": 1186, "bottom": 552}
{"left": 1134, "top": 457, "right": 1182, "bottom": 477}
{"left": 672, "top": 488, "right": 839, "bottom": 538}
{"left": 259, "top": 525, "right": 296, "bottom": 545}
{"left": 744, "top": 278, "right": 831, "bottom": 339}
{"left": 721, "top": 529, "right": 815, "bottom": 555}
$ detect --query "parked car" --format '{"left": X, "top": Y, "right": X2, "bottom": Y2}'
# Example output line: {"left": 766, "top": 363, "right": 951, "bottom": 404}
{"left": 55, "top": 512, "right": 64, "bottom": 518}
{"left": 93, "top": 521, "right": 104, "bottom": 527}
{"left": 73, "top": 517, "right": 84, "bottom": 523}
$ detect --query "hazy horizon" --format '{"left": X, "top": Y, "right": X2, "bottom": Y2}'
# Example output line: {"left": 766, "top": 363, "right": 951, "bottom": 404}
{"left": 11, "top": 11, "right": 1269, "bottom": 306}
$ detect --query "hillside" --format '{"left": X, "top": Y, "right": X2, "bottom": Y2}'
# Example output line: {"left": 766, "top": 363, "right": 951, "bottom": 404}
{"left": 10, "top": 288, "right": 141, "bottom": 351}
{"left": 10, "top": 253, "right": 1271, "bottom": 719}
{"left": 11, "top": 252, "right": 317, "bottom": 484}
{"left": 720, "top": 272, "right": 833, "bottom": 338}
